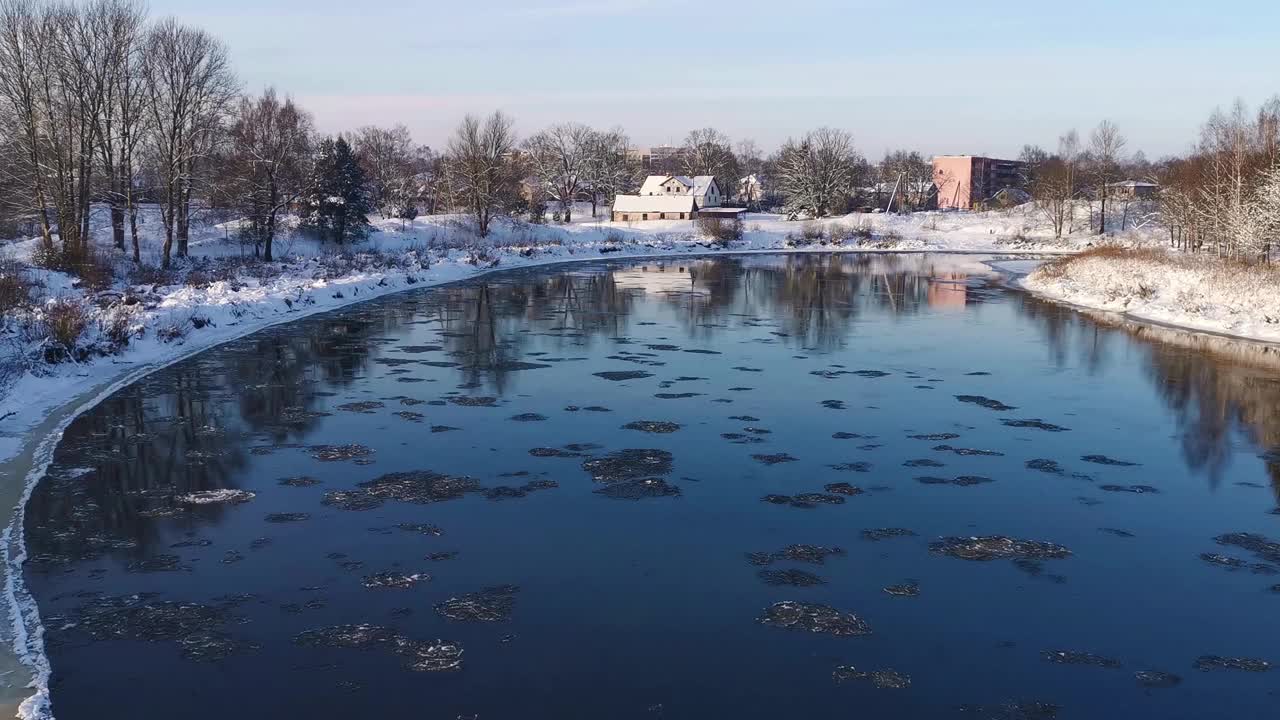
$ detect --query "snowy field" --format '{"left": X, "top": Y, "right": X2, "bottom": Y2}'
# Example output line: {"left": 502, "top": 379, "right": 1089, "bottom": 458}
{"left": 1020, "top": 246, "right": 1280, "bottom": 344}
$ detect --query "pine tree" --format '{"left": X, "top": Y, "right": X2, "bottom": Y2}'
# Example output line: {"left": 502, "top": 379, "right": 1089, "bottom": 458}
{"left": 302, "top": 136, "right": 373, "bottom": 243}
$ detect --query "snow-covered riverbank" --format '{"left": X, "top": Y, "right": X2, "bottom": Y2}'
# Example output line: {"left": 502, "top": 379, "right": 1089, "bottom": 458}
{"left": 1019, "top": 246, "right": 1280, "bottom": 344}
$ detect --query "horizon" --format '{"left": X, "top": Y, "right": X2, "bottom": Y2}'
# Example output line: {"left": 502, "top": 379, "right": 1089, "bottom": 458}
{"left": 151, "top": 0, "right": 1280, "bottom": 160}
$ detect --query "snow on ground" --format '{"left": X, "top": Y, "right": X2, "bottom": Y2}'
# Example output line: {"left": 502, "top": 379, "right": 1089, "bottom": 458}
{"left": 1020, "top": 247, "right": 1280, "bottom": 344}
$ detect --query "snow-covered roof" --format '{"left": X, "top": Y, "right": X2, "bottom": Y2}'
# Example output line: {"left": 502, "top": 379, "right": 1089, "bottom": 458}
{"left": 640, "top": 175, "right": 694, "bottom": 195}
{"left": 612, "top": 195, "right": 696, "bottom": 213}
{"left": 692, "top": 176, "right": 716, "bottom": 197}
{"left": 1111, "top": 180, "right": 1158, "bottom": 188}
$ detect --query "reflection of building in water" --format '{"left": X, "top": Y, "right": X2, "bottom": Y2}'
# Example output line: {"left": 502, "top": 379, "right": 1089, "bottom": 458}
{"left": 612, "top": 263, "right": 715, "bottom": 296}
{"left": 927, "top": 274, "right": 968, "bottom": 310}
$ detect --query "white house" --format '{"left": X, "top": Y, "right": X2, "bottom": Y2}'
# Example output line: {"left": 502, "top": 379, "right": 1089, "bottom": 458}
{"left": 611, "top": 194, "right": 697, "bottom": 222}
{"left": 611, "top": 174, "right": 727, "bottom": 222}
{"left": 638, "top": 175, "right": 723, "bottom": 208}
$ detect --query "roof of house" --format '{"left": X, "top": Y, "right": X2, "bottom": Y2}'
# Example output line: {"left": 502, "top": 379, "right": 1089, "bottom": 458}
{"left": 1112, "top": 180, "right": 1158, "bottom": 188}
{"left": 640, "top": 175, "right": 693, "bottom": 195}
{"left": 692, "top": 176, "right": 717, "bottom": 196}
{"left": 612, "top": 194, "right": 696, "bottom": 214}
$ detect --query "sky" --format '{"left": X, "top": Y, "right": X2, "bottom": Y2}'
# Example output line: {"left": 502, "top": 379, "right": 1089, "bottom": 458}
{"left": 152, "top": 0, "right": 1279, "bottom": 160}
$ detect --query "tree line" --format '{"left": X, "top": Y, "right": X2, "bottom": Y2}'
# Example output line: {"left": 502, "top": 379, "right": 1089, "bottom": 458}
{"left": 4, "top": 0, "right": 1279, "bottom": 272}
{"left": 1020, "top": 103, "right": 1280, "bottom": 261}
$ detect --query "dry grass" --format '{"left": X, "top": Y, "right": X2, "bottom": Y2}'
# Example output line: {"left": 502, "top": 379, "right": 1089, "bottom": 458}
{"left": 0, "top": 259, "right": 32, "bottom": 314}
{"left": 696, "top": 217, "right": 743, "bottom": 247}
{"left": 32, "top": 241, "right": 114, "bottom": 292}
{"left": 42, "top": 298, "right": 88, "bottom": 354}
{"left": 1036, "top": 244, "right": 1170, "bottom": 280}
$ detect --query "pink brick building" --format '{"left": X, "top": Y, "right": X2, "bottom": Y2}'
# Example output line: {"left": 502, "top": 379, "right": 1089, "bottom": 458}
{"left": 932, "top": 155, "right": 1027, "bottom": 210}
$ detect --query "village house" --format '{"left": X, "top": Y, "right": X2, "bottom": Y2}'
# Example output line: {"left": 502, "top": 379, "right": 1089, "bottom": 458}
{"left": 1106, "top": 180, "right": 1159, "bottom": 200}
{"left": 611, "top": 174, "right": 733, "bottom": 222}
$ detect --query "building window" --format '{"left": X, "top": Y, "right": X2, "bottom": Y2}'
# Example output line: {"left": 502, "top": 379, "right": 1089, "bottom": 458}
{"left": 642, "top": 214, "right": 648, "bottom": 220}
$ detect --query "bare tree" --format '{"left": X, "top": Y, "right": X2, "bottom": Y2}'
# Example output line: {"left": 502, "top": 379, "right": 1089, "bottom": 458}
{"left": 143, "top": 18, "right": 236, "bottom": 267}
{"left": 1057, "top": 129, "right": 1081, "bottom": 233}
{"left": 351, "top": 123, "right": 416, "bottom": 216}
{"left": 582, "top": 127, "right": 633, "bottom": 219}
{"left": 524, "top": 122, "right": 591, "bottom": 223}
{"left": 1029, "top": 156, "right": 1072, "bottom": 237}
{"left": 0, "top": 0, "right": 56, "bottom": 245}
{"left": 0, "top": 0, "right": 105, "bottom": 257}
{"left": 89, "top": 0, "right": 146, "bottom": 255}
{"left": 1089, "top": 120, "right": 1127, "bottom": 234}
{"left": 775, "top": 128, "right": 861, "bottom": 219}
{"left": 224, "top": 88, "right": 312, "bottom": 261}
{"left": 682, "top": 127, "right": 740, "bottom": 200}
{"left": 444, "top": 110, "right": 517, "bottom": 238}
{"left": 879, "top": 149, "right": 933, "bottom": 212}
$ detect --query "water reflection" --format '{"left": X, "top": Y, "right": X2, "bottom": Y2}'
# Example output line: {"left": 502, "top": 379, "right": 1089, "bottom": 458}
{"left": 22, "top": 253, "right": 1280, "bottom": 720}
{"left": 27, "top": 255, "right": 1280, "bottom": 566}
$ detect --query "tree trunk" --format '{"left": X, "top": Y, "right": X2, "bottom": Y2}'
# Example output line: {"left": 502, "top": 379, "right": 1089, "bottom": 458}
{"left": 1098, "top": 191, "right": 1106, "bottom": 235}
{"left": 177, "top": 174, "right": 190, "bottom": 257}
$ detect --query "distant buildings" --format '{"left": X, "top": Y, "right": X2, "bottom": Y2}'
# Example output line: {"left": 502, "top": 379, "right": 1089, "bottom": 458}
{"left": 627, "top": 145, "right": 688, "bottom": 171}
{"left": 932, "top": 155, "right": 1027, "bottom": 210}
{"left": 1106, "top": 180, "right": 1159, "bottom": 200}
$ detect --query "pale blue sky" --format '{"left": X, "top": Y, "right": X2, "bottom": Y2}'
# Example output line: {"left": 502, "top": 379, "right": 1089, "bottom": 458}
{"left": 154, "top": 0, "right": 1278, "bottom": 158}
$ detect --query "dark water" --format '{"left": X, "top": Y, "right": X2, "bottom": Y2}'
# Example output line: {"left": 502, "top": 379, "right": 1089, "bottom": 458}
{"left": 23, "top": 254, "right": 1280, "bottom": 720}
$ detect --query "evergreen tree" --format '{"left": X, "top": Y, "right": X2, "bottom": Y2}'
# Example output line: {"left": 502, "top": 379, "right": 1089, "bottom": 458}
{"left": 302, "top": 136, "right": 372, "bottom": 242}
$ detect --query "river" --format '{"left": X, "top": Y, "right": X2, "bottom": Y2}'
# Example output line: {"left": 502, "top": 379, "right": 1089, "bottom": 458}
{"left": 13, "top": 253, "right": 1280, "bottom": 719}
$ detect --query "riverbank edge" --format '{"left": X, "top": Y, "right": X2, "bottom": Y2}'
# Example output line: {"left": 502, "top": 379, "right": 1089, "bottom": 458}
{"left": 1011, "top": 263, "right": 1280, "bottom": 348}
{"left": 0, "top": 245, "right": 1066, "bottom": 720}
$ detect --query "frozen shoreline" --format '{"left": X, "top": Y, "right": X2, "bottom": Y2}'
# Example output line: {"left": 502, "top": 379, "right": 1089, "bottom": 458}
{"left": 1018, "top": 249, "right": 1280, "bottom": 346}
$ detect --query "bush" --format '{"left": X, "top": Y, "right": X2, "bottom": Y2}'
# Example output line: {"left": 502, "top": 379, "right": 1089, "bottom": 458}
{"left": 800, "top": 221, "right": 825, "bottom": 241}
{"left": 129, "top": 263, "right": 177, "bottom": 287}
{"left": 33, "top": 242, "right": 113, "bottom": 291}
{"left": 696, "top": 217, "right": 743, "bottom": 247}
{"left": 0, "top": 260, "right": 32, "bottom": 315}
{"left": 42, "top": 298, "right": 88, "bottom": 354}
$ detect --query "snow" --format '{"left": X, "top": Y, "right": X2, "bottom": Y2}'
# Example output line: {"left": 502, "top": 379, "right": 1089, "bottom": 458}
{"left": 611, "top": 194, "right": 696, "bottom": 214}
{"left": 175, "top": 489, "right": 256, "bottom": 505}
{"left": 1020, "top": 248, "right": 1280, "bottom": 344}
{"left": 0, "top": 199, "right": 1152, "bottom": 719}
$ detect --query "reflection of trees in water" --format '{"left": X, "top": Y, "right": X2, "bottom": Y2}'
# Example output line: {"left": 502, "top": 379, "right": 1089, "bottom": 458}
{"left": 1019, "top": 294, "right": 1280, "bottom": 499}
{"left": 426, "top": 273, "right": 637, "bottom": 393}
{"left": 24, "top": 305, "right": 406, "bottom": 565}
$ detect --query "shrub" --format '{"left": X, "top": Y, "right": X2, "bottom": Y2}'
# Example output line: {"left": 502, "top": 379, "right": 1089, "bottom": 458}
{"left": 42, "top": 298, "right": 88, "bottom": 354}
{"left": 129, "top": 264, "right": 177, "bottom": 287}
{"left": 101, "top": 307, "right": 137, "bottom": 349}
{"left": 33, "top": 242, "right": 113, "bottom": 291}
{"left": 696, "top": 217, "right": 743, "bottom": 247}
{"left": 800, "top": 222, "right": 825, "bottom": 241}
{"left": 0, "top": 260, "right": 32, "bottom": 315}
